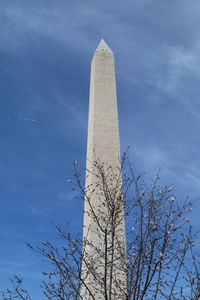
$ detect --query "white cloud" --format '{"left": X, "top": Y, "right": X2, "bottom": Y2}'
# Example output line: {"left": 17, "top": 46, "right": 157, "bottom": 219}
{"left": 169, "top": 45, "right": 200, "bottom": 74}
{"left": 0, "top": 1, "right": 101, "bottom": 53}
{"left": 154, "top": 43, "right": 200, "bottom": 100}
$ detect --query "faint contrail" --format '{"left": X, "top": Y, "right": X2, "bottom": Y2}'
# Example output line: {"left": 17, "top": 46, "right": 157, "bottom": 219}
{"left": 8, "top": 117, "right": 40, "bottom": 123}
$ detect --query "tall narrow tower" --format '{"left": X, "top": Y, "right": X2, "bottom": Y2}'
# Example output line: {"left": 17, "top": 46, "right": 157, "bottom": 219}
{"left": 81, "top": 39, "right": 127, "bottom": 299}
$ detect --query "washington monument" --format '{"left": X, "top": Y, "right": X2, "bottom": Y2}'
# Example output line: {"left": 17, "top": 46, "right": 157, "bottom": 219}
{"left": 81, "top": 39, "right": 127, "bottom": 299}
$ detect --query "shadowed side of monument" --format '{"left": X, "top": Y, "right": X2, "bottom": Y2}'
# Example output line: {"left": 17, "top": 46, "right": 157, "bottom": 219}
{"left": 81, "top": 39, "right": 127, "bottom": 299}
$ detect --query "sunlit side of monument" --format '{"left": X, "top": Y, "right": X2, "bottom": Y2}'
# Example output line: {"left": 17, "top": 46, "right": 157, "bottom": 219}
{"left": 81, "top": 39, "right": 127, "bottom": 299}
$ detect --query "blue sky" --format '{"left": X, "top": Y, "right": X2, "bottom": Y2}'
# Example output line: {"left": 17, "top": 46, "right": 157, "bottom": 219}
{"left": 1, "top": 0, "right": 200, "bottom": 297}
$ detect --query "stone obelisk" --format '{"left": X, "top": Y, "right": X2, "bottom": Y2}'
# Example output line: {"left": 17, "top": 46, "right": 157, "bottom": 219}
{"left": 81, "top": 39, "right": 126, "bottom": 299}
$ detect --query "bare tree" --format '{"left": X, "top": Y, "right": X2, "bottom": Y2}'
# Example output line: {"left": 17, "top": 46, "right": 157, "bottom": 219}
{"left": 2, "top": 276, "right": 31, "bottom": 300}
{"left": 2, "top": 155, "right": 199, "bottom": 299}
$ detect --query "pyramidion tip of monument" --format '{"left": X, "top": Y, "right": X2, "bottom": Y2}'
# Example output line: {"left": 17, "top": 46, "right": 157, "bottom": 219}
{"left": 94, "top": 38, "right": 113, "bottom": 55}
